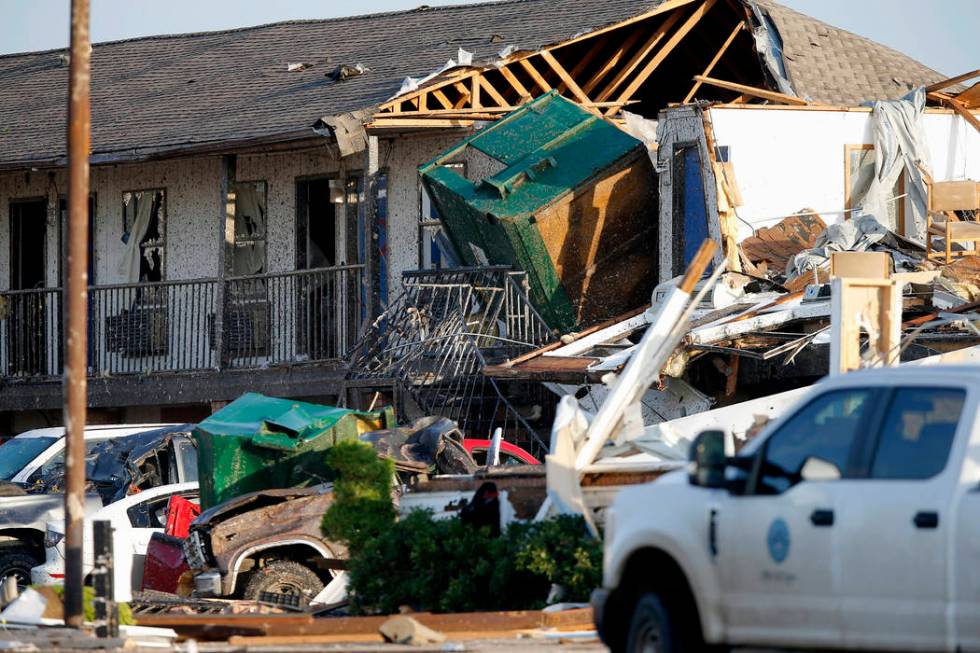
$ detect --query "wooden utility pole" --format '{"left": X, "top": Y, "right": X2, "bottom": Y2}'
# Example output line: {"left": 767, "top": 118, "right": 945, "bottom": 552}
{"left": 64, "top": 0, "right": 91, "bottom": 629}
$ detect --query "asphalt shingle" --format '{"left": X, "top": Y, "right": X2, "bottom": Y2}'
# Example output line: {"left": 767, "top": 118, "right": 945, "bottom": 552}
{"left": 0, "top": 0, "right": 950, "bottom": 168}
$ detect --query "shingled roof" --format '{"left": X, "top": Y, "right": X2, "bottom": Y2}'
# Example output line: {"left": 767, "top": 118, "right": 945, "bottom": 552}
{"left": 758, "top": 0, "right": 948, "bottom": 105}
{"left": 0, "top": 0, "right": 949, "bottom": 169}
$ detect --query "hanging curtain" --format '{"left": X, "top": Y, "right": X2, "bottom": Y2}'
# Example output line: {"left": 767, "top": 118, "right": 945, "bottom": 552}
{"left": 232, "top": 183, "right": 267, "bottom": 276}
{"left": 119, "top": 192, "right": 154, "bottom": 282}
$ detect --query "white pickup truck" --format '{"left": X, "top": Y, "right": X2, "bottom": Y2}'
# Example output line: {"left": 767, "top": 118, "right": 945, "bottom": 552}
{"left": 594, "top": 365, "right": 980, "bottom": 653}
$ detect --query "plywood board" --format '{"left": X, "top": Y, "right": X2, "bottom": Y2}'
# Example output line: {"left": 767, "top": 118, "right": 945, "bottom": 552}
{"left": 930, "top": 180, "right": 979, "bottom": 211}
{"left": 830, "top": 251, "right": 891, "bottom": 279}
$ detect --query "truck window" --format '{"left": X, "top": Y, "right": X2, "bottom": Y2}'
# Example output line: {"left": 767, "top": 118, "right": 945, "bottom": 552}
{"left": 869, "top": 387, "right": 965, "bottom": 480}
{"left": 756, "top": 389, "right": 873, "bottom": 495}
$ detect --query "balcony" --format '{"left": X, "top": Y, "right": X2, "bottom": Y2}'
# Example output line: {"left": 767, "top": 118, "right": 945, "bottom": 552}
{"left": 0, "top": 265, "right": 362, "bottom": 404}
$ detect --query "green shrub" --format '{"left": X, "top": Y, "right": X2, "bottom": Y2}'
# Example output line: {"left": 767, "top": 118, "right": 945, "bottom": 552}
{"left": 345, "top": 510, "right": 600, "bottom": 615}
{"left": 321, "top": 440, "right": 396, "bottom": 550}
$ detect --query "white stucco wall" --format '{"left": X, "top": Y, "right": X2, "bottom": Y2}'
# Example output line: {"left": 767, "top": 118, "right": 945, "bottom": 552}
{"left": 706, "top": 107, "right": 980, "bottom": 240}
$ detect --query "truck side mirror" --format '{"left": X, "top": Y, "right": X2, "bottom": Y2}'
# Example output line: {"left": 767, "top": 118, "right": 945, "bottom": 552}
{"left": 689, "top": 430, "right": 727, "bottom": 488}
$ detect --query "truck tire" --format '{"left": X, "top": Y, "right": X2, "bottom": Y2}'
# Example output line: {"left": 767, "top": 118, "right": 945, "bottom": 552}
{"left": 241, "top": 561, "right": 324, "bottom": 601}
{"left": 0, "top": 549, "right": 40, "bottom": 592}
{"left": 625, "top": 592, "right": 677, "bottom": 653}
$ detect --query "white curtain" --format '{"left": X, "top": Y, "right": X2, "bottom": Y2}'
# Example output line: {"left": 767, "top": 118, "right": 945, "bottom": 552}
{"left": 119, "top": 192, "right": 154, "bottom": 282}
{"left": 232, "top": 183, "right": 267, "bottom": 276}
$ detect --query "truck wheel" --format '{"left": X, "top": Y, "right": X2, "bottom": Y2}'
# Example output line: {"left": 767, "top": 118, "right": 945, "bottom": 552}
{"left": 625, "top": 592, "right": 676, "bottom": 653}
{"left": 0, "top": 549, "right": 40, "bottom": 593}
{"left": 241, "top": 561, "right": 323, "bottom": 601}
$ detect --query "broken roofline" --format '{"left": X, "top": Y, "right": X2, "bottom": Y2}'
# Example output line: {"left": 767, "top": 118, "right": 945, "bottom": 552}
{"left": 368, "top": 0, "right": 777, "bottom": 128}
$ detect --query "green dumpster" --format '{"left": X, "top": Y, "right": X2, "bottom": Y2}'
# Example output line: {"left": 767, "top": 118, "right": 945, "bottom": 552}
{"left": 420, "top": 91, "right": 658, "bottom": 332}
{"left": 193, "top": 393, "right": 396, "bottom": 508}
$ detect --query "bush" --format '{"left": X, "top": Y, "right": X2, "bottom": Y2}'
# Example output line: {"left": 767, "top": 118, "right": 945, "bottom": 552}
{"left": 346, "top": 510, "right": 601, "bottom": 615}
{"left": 321, "top": 440, "right": 396, "bottom": 550}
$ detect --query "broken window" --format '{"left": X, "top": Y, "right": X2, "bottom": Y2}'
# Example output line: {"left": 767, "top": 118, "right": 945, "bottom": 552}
{"left": 231, "top": 181, "right": 267, "bottom": 276}
{"left": 845, "top": 144, "right": 905, "bottom": 232}
{"left": 122, "top": 189, "right": 166, "bottom": 283}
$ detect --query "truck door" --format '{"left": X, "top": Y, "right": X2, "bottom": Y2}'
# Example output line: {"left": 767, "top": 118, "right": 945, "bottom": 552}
{"left": 835, "top": 386, "right": 967, "bottom": 650}
{"left": 717, "top": 387, "right": 877, "bottom": 648}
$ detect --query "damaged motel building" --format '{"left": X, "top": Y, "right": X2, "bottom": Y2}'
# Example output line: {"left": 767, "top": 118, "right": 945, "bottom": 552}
{"left": 0, "top": 0, "right": 976, "bottom": 433}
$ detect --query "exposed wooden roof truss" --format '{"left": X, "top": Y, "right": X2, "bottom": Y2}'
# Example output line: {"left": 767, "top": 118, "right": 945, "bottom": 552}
{"left": 369, "top": 0, "right": 772, "bottom": 130}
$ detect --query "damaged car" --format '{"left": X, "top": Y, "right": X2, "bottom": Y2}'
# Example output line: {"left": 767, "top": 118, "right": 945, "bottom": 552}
{"left": 186, "top": 416, "right": 477, "bottom": 601}
{"left": 0, "top": 424, "right": 196, "bottom": 589}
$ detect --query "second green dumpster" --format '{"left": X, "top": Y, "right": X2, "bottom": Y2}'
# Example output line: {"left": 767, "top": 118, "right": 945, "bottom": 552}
{"left": 193, "top": 392, "right": 396, "bottom": 508}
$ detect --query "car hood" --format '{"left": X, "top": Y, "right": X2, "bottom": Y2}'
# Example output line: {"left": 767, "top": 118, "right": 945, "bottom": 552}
{"left": 193, "top": 484, "right": 331, "bottom": 527}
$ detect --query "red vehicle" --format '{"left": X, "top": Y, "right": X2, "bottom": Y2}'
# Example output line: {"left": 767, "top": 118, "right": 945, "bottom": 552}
{"left": 463, "top": 439, "right": 540, "bottom": 466}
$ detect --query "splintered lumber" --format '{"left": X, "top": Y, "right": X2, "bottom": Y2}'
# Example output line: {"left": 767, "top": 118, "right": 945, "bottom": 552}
{"left": 693, "top": 75, "right": 808, "bottom": 105}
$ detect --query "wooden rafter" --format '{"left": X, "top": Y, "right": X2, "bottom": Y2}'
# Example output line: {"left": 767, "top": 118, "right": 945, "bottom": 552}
{"left": 607, "top": 0, "right": 719, "bottom": 114}
{"left": 683, "top": 19, "right": 744, "bottom": 103}
{"left": 929, "top": 92, "right": 980, "bottom": 133}
{"left": 594, "top": 8, "right": 686, "bottom": 103}
{"left": 582, "top": 29, "right": 643, "bottom": 95}
{"left": 519, "top": 58, "right": 552, "bottom": 93}
{"left": 431, "top": 89, "right": 453, "bottom": 110}
{"left": 693, "top": 75, "right": 808, "bottom": 105}
{"left": 924, "top": 69, "right": 980, "bottom": 93}
{"left": 498, "top": 65, "right": 530, "bottom": 101}
{"left": 478, "top": 76, "right": 509, "bottom": 107}
{"left": 539, "top": 51, "right": 593, "bottom": 108}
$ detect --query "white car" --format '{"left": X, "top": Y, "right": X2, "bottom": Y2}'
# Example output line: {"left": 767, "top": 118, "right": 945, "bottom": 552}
{"left": 0, "top": 423, "right": 184, "bottom": 590}
{"left": 0, "top": 423, "right": 178, "bottom": 484}
{"left": 595, "top": 365, "right": 980, "bottom": 652}
{"left": 32, "top": 481, "right": 199, "bottom": 602}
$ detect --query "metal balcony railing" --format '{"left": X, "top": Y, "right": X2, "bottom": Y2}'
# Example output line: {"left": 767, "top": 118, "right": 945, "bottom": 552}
{"left": 0, "top": 265, "right": 362, "bottom": 379}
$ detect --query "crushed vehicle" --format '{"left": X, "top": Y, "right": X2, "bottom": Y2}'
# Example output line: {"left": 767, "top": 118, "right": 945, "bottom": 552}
{"left": 0, "top": 424, "right": 196, "bottom": 590}
{"left": 595, "top": 365, "right": 980, "bottom": 653}
{"left": 185, "top": 416, "right": 478, "bottom": 601}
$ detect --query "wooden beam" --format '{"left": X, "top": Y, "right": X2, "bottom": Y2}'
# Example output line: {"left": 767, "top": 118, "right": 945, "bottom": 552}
{"left": 539, "top": 50, "right": 594, "bottom": 106}
{"left": 924, "top": 69, "right": 980, "bottom": 93}
{"left": 452, "top": 82, "right": 471, "bottom": 109}
{"left": 582, "top": 28, "right": 643, "bottom": 95}
{"left": 478, "top": 75, "right": 509, "bottom": 107}
{"left": 519, "top": 58, "right": 552, "bottom": 93}
{"left": 470, "top": 74, "right": 481, "bottom": 108}
{"left": 683, "top": 19, "right": 744, "bottom": 103}
{"left": 609, "top": 0, "right": 720, "bottom": 112}
{"left": 497, "top": 65, "right": 530, "bottom": 101}
{"left": 431, "top": 89, "right": 453, "bottom": 110}
{"left": 595, "top": 8, "right": 685, "bottom": 102}
{"left": 367, "top": 118, "right": 477, "bottom": 129}
{"left": 550, "top": 0, "right": 700, "bottom": 49}
{"left": 693, "top": 75, "right": 808, "bottom": 105}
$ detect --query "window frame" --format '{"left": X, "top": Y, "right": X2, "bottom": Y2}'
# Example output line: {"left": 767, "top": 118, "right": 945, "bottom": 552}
{"left": 231, "top": 179, "right": 268, "bottom": 276}
{"left": 858, "top": 386, "right": 966, "bottom": 482}
{"left": 844, "top": 144, "right": 906, "bottom": 234}
{"left": 121, "top": 188, "right": 167, "bottom": 283}
{"left": 744, "top": 387, "right": 888, "bottom": 495}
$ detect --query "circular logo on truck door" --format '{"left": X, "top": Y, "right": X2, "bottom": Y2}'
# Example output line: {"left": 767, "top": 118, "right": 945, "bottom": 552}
{"left": 767, "top": 518, "right": 790, "bottom": 564}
